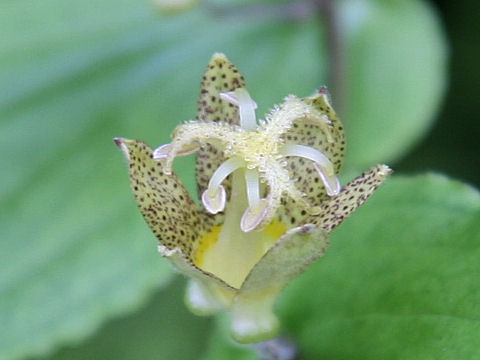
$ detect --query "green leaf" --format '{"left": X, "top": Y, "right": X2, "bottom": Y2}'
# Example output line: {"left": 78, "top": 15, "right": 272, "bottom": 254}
{"left": 41, "top": 278, "right": 212, "bottom": 360}
{"left": 0, "top": 0, "right": 446, "bottom": 358}
{"left": 281, "top": 174, "right": 480, "bottom": 359}
{"left": 342, "top": 0, "right": 447, "bottom": 169}
{"left": 202, "top": 174, "right": 480, "bottom": 359}
{"left": 0, "top": 8, "right": 322, "bottom": 359}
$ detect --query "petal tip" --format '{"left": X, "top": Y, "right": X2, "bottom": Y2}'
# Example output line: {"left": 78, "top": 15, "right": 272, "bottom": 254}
{"left": 113, "top": 137, "right": 123, "bottom": 146}
{"left": 113, "top": 137, "right": 130, "bottom": 160}
{"left": 299, "top": 223, "right": 316, "bottom": 234}
{"left": 379, "top": 164, "right": 393, "bottom": 176}
{"left": 211, "top": 52, "right": 227, "bottom": 60}
{"left": 318, "top": 85, "right": 329, "bottom": 95}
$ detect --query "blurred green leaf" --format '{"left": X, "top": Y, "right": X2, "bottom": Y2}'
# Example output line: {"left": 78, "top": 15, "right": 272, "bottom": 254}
{"left": 203, "top": 174, "right": 480, "bottom": 359}
{"left": 41, "top": 278, "right": 212, "bottom": 360}
{"left": 342, "top": 0, "right": 447, "bottom": 169}
{"left": 0, "top": 0, "right": 446, "bottom": 358}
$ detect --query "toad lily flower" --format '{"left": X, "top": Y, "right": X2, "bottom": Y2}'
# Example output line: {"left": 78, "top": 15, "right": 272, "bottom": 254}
{"left": 115, "top": 53, "right": 391, "bottom": 343}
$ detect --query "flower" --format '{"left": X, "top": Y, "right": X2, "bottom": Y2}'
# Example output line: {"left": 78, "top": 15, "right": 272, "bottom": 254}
{"left": 114, "top": 53, "right": 391, "bottom": 343}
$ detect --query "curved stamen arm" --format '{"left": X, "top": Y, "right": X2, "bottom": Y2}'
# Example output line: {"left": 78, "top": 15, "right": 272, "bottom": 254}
{"left": 244, "top": 169, "right": 261, "bottom": 209}
{"left": 220, "top": 88, "right": 258, "bottom": 131}
{"left": 263, "top": 96, "right": 333, "bottom": 143}
{"left": 153, "top": 143, "right": 199, "bottom": 161}
{"left": 202, "top": 156, "right": 245, "bottom": 214}
{"left": 240, "top": 169, "right": 268, "bottom": 232}
{"left": 280, "top": 144, "right": 334, "bottom": 175}
{"left": 163, "top": 121, "right": 239, "bottom": 174}
{"left": 241, "top": 160, "right": 291, "bottom": 232}
{"left": 280, "top": 144, "right": 341, "bottom": 196}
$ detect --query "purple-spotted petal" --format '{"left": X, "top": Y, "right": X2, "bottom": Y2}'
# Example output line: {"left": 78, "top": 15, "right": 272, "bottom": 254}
{"left": 196, "top": 53, "right": 247, "bottom": 205}
{"left": 309, "top": 164, "right": 392, "bottom": 232}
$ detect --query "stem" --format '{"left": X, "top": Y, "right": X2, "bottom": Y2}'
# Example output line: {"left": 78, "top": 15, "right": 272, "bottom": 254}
{"left": 317, "top": 0, "right": 346, "bottom": 118}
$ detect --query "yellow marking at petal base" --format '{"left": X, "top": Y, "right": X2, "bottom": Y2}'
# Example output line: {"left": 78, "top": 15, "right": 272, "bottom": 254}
{"left": 195, "top": 225, "right": 223, "bottom": 267}
{"left": 262, "top": 221, "right": 287, "bottom": 241}
{"left": 194, "top": 221, "right": 288, "bottom": 288}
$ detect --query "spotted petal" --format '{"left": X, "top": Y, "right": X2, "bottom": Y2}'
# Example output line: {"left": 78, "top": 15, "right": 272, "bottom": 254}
{"left": 195, "top": 53, "right": 247, "bottom": 212}
{"left": 230, "top": 224, "right": 330, "bottom": 343}
{"left": 309, "top": 164, "right": 393, "bottom": 232}
{"left": 114, "top": 138, "right": 235, "bottom": 298}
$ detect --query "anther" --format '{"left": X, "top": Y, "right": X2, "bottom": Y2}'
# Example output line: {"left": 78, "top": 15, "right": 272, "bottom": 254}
{"left": 202, "top": 156, "right": 245, "bottom": 214}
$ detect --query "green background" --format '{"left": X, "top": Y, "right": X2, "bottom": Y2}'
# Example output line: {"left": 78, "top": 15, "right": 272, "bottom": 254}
{"left": 1, "top": 0, "right": 478, "bottom": 359}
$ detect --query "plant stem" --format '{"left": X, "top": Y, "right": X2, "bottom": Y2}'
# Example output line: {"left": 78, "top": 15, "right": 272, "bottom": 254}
{"left": 317, "top": 0, "right": 346, "bottom": 118}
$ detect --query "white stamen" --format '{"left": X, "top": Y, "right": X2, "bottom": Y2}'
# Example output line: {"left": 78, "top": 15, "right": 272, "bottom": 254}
{"left": 219, "top": 90, "right": 258, "bottom": 109}
{"left": 153, "top": 143, "right": 199, "bottom": 161}
{"left": 280, "top": 144, "right": 340, "bottom": 196}
{"left": 220, "top": 88, "right": 258, "bottom": 131}
{"left": 202, "top": 185, "right": 227, "bottom": 214}
{"left": 280, "top": 144, "right": 334, "bottom": 175}
{"left": 241, "top": 170, "right": 270, "bottom": 232}
{"left": 244, "top": 169, "right": 261, "bottom": 209}
{"left": 312, "top": 163, "right": 341, "bottom": 196}
{"left": 153, "top": 143, "right": 171, "bottom": 160}
{"left": 202, "top": 156, "right": 245, "bottom": 214}
{"left": 240, "top": 199, "right": 269, "bottom": 233}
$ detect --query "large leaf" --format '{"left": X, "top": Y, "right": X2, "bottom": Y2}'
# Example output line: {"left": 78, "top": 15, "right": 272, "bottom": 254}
{"left": 201, "top": 174, "right": 480, "bottom": 359}
{"left": 42, "top": 278, "right": 212, "bottom": 360}
{"left": 0, "top": 0, "right": 446, "bottom": 358}
{"left": 341, "top": 0, "right": 447, "bottom": 169}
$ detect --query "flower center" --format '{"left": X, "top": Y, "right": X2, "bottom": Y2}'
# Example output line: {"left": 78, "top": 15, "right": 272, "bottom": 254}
{"left": 155, "top": 88, "right": 341, "bottom": 233}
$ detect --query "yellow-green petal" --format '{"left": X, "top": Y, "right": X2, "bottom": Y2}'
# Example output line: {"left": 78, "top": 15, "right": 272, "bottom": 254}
{"left": 115, "top": 138, "right": 204, "bottom": 256}
{"left": 116, "top": 138, "right": 235, "bottom": 305}
{"left": 195, "top": 53, "right": 246, "bottom": 208}
{"left": 309, "top": 164, "right": 392, "bottom": 232}
{"left": 157, "top": 245, "right": 236, "bottom": 314}
{"left": 230, "top": 224, "right": 330, "bottom": 343}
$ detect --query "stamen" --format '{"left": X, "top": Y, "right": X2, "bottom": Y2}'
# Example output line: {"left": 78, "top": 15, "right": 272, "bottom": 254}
{"left": 280, "top": 144, "right": 334, "bottom": 175}
{"left": 152, "top": 143, "right": 199, "bottom": 161}
{"left": 202, "top": 156, "right": 245, "bottom": 214}
{"left": 202, "top": 186, "right": 226, "bottom": 215}
{"left": 220, "top": 88, "right": 258, "bottom": 131}
{"left": 312, "top": 163, "right": 341, "bottom": 196}
{"left": 280, "top": 144, "right": 341, "bottom": 196}
{"left": 240, "top": 169, "right": 269, "bottom": 232}
{"left": 244, "top": 169, "right": 261, "bottom": 209}
{"left": 240, "top": 199, "right": 269, "bottom": 233}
